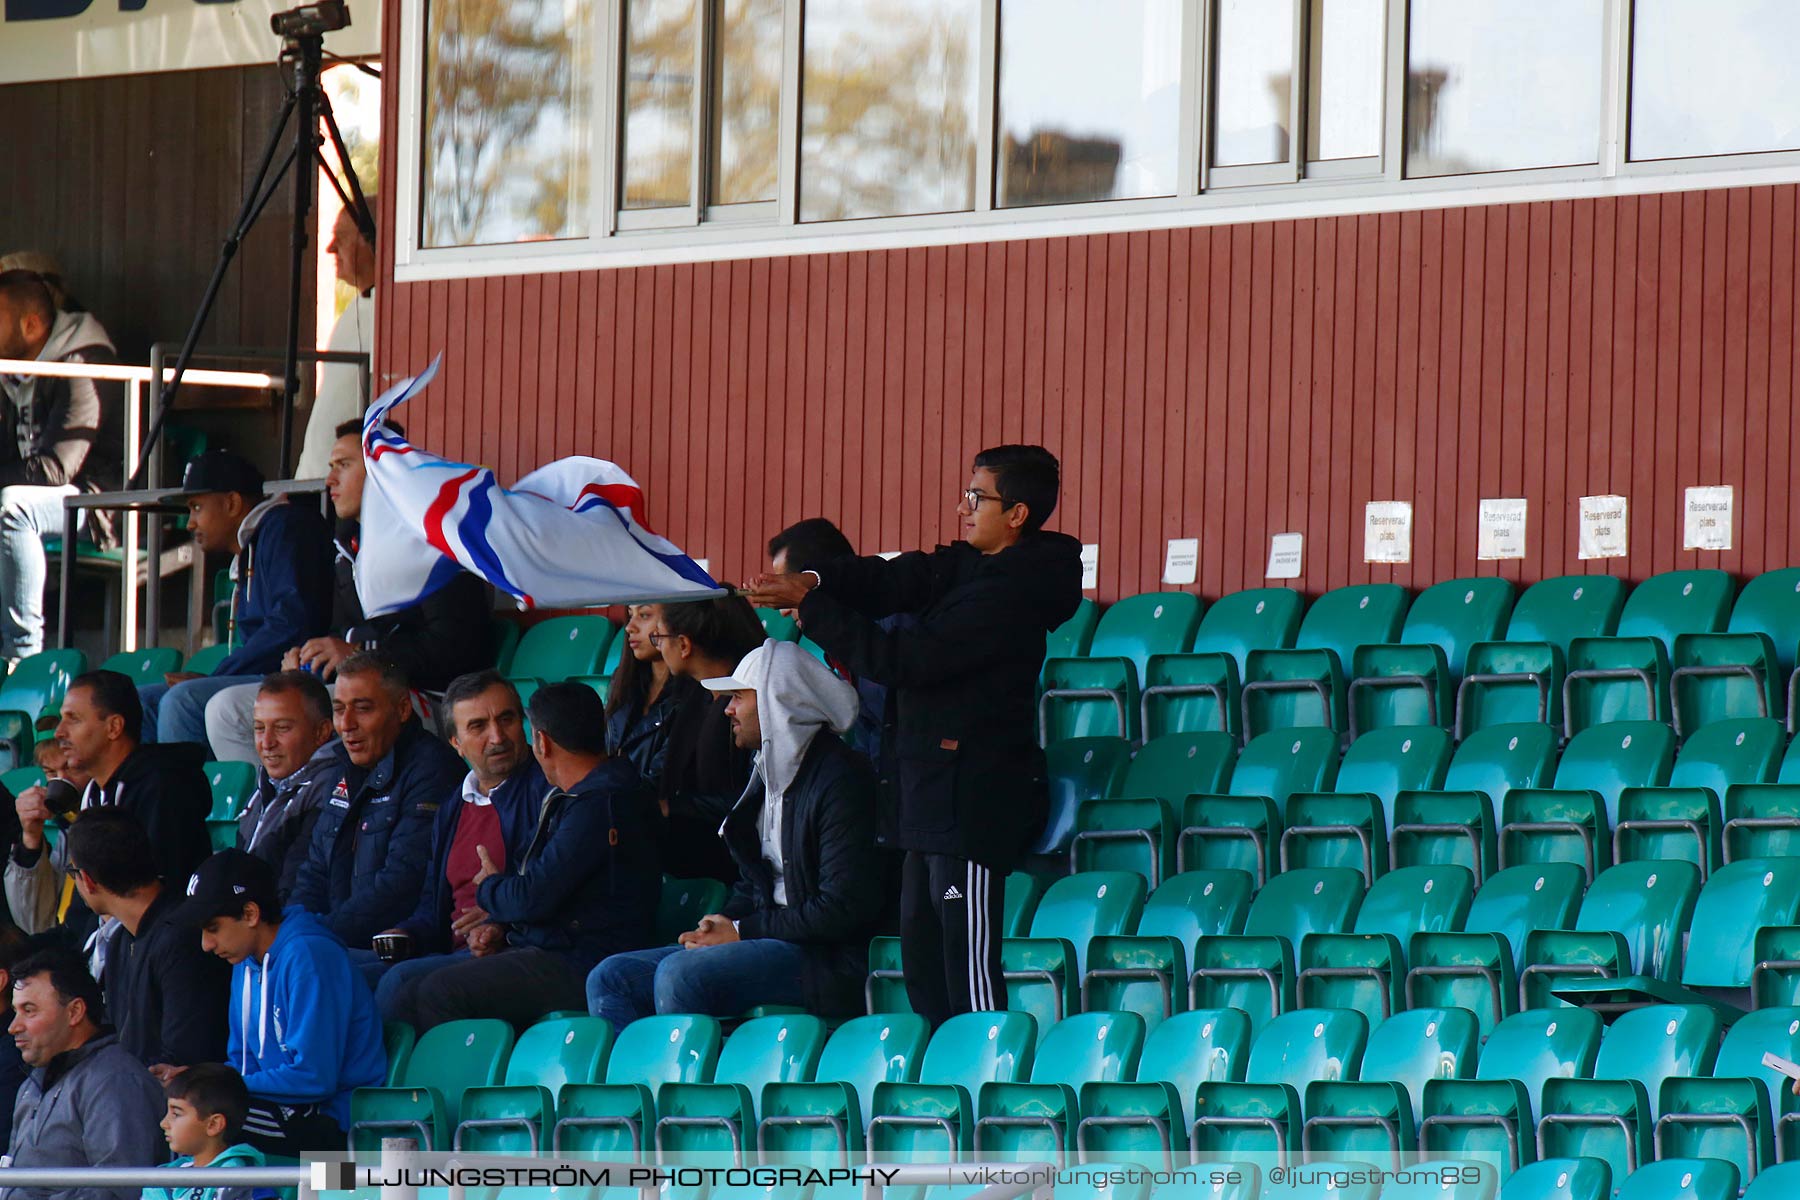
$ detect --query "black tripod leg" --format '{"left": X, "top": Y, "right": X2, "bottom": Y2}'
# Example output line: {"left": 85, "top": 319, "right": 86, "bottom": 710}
{"left": 278, "top": 39, "right": 323, "bottom": 478}
{"left": 318, "top": 93, "right": 375, "bottom": 242}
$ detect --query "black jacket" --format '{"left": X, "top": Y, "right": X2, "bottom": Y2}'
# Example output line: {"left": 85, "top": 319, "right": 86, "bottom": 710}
{"left": 101, "top": 887, "right": 230, "bottom": 1068}
{"left": 605, "top": 674, "right": 695, "bottom": 790}
{"left": 331, "top": 520, "right": 494, "bottom": 691}
{"left": 798, "top": 532, "right": 1084, "bottom": 870}
{"left": 238, "top": 741, "right": 343, "bottom": 902}
{"left": 290, "top": 721, "right": 465, "bottom": 947}
{"left": 656, "top": 689, "right": 749, "bottom": 884}
{"left": 475, "top": 757, "right": 661, "bottom": 971}
{"left": 720, "top": 730, "right": 891, "bottom": 1015}
{"left": 396, "top": 759, "right": 546, "bottom": 954}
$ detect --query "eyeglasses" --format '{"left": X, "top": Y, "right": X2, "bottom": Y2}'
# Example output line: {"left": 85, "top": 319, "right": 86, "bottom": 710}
{"left": 647, "top": 631, "right": 676, "bottom": 648}
{"left": 962, "top": 488, "right": 1012, "bottom": 511}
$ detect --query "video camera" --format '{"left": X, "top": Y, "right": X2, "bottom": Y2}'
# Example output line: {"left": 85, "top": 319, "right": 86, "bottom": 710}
{"left": 270, "top": 0, "right": 350, "bottom": 40}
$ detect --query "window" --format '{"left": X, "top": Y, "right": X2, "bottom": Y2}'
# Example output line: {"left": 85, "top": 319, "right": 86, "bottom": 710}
{"left": 1305, "top": 0, "right": 1383, "bottom": 168}
{"left": 620, "top": 0, "right": 695, "bottom": 211}
{"left": 707, "top": 0, "right": 784, "bottom": 206}
{"left": 1630, "top": 0, "right": 1800, "bottom": 161}
{"left": 1212, "top": 0, "right": 1298, "bottom": 171}
{"left": 419, "top": 0, "right": 594, "bottom": 247}
{"left": 800, "top": 0, "right": 982, "bottom": 222}
{"left": 995, "top": 0, "right": 1183, "bottom": 207}
{"left": 1405, "top": 0, "right": 1603, "bottom": 178}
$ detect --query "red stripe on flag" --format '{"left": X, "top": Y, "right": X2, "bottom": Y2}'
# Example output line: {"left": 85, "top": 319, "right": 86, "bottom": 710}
{"left": 573, "top": 482, "right": 660, "bottom": 535}
{"left": 423, "top": 468, "right": 479, "bottom": 561}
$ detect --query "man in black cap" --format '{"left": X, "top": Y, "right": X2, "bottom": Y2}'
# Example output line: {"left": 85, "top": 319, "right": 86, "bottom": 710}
{"left": 139, "top": 450, "right": 333, "bottom": 747}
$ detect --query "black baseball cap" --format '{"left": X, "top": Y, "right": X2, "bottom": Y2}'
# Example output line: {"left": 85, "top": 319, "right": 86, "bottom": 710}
{"left": 162, "top": 450, "right": 265, "bottom": 503}
{"left": 167, "top": 849, "right": 282, "bottom": 928}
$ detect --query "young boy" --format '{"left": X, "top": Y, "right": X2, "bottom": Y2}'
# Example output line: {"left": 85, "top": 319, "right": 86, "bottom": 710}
{"left": 144, "top": 1064, "right": 268, "bottom": 1200}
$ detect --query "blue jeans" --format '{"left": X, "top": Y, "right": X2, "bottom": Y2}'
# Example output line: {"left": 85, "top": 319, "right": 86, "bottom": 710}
{"left": 139, "top": 674, "right": 261, "bottom": 746}
{"left": 0, "top": 484, "right": 77, "bottom": 659}
{"left": 585, "top": 939, "right": 810, "bottom": 1027}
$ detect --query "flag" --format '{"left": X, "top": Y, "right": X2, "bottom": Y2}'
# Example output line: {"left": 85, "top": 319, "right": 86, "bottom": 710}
{"left": 353, "top": 358, "right": 724, "bottom": 616}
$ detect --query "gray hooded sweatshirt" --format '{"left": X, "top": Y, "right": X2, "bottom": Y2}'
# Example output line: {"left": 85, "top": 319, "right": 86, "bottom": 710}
{"left": 0, "top": 309, "right": 120, "bottom": 495}
{"left": 2, "top": 1031, "right": 164, "bottom": 1200}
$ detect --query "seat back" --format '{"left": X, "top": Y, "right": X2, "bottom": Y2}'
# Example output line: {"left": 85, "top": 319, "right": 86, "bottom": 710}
{"left": 1504, "top": 575, "right": 1628, "bottom": 647}
{"left": 1461, "top": 863, "right": 1586, "bottom": 961}
{"left": 756, "top": 608, "right": 799, "bottom": 642}
{"left": 1027, "top": 872, "right": 1147, "bottom": 975}
{"left": 203, "top": 760, "right": 257, "bottom": 822}
{"left": 398, "top": 1019, "right": 515, "bottom": 1122}
{"left": 1002, "top": 872, "right": 1045, "bottom": 936}
{"left": 1616, "top": 1160, "right": 1740, "bottom": 1200}
{"left": 1087, "top": 593, "right": 1204, "bottom": 683}
{"left": 1190, "top": 588, "right": 1304, "bottom": 674}
{"left": 509, "top": 616, "right": 617, "bottom": 683}
{"left": 1047, "top": 598, "right": 1100, "bottom": 662}
{"left": 1140, "top": 1009, "right": 1251, "bottom": 1130}
{"left": 1242, "top": 1007, "right": 1367, "bottom": 1088}
{"left": 1121, "top": 732, "right": 1236, "bottom": 803}
{"left": 1397, "top": 578, "right": 1515, "bottom": 677}
{"left": 1442, "top": 723, "right": 1559, "bottom": 799}
{"left": 1136, "top": 870, "right": 1255, "bottom": 943}
{"left": 1335, "top": 727, "right": 1452, "bottom": 804}
{"left": 1028, "top": 1012, "right": 1143, "bottom": 1089}
{"left": 811, "top": 1014, "right": 929, "bottom": 1131}
{"left": 1667, "top": 717, "right": 1784, "bottom": 793}
{"left": 1500, "top": 1159, "right": 1611, "bottom": 1200}
{"left": 1229, "top": 728, "right": 1339, "bottom": 804}
{"left": 657, "top": 877, "right": 729, "bottom": 944}
{"left": 1358, "top": 1008, "right": 1480, "bottom": 1125}
{"left": 500, "top": 1016, "right": 612, "bottom": 1092}
{"left": 1726, "top": 568, "right": 1800, "bottom": 680}
{"left": 1574, "top": 860, "right": 1701, "bottom": 980}
{"left": 712, "top": 1016, "right": 827, "bottom": 1105}
{"left": 1710, "top": 1006, "right": 1800, "bottom": 1098}
{"left": 1351, "top": 865, "right": 1473, "bottom": 941}
{"left": 1680, "top": 857, "right": 1800, "bottom": 988}
{"left": 1550, "top": 721, "right": 1675, "bottom": 805}
{"left": 1474, "top": 1008, "right": 1601, "bottom": 1093}
{"left": 1294, "top": 585, "right": 1410, "bottom": 665}
{"left": 99, "top": 647, "right": 182, "bottom": 685}
{"left": 917, "top": 1011, "right": 1035, "bottom": 1091}
{"left": 1613, "top": 570, "right": 1734, "bottom": 649}
{"left": 603, "top": 1014, "right": 721, "bottom": 1085}
{"left": 0, "top": 650, "right": 84, "bottom": 719}
{"left": 1589, "top": 1005, "right": 1720, "bottom": 1109}
{"left": 1040, "top": 737, "right": 1133, "bottom": 852}
{"left": 1242, "top": 867, "right": 1364, "bottom": 945}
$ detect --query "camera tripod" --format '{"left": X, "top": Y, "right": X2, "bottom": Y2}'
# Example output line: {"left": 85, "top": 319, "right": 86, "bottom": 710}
{"left": 132, "top": 16, "right": 373, "bottom": 487}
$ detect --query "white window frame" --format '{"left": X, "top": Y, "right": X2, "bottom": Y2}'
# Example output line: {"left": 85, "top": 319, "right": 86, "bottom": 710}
{"left": 392, "top": 0, "right": 1800, "bottom": 283}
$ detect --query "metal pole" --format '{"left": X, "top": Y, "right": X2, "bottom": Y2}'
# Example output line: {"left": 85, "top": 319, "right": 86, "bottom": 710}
{"left": 121, "top": 380, "right": 141, "bottom": 654}
{"left": 145, "top": 344, "right": 163, "bottom": 650}
{"left": 56, "top": 503, "right": 74, "bottom": 652}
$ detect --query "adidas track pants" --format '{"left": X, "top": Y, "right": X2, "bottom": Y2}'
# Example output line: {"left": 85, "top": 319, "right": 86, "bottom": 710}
{"left": 900, "top": 850, "right": 1005, "bottom": 1028}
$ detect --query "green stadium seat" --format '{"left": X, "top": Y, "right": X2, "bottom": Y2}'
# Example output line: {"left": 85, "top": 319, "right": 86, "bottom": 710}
{"left": 1188, "top": 867, "right": 1363, "bottom": 1033}
{"left": 1076, "top": 1009, "right": 1251, "bottom": 1168}
{"left": 1140, "top": 588, "right": 1303, "bottom": 740}
{"left": 383, "top": 1021, "right": 416, "bottom": 1086}
{"left": 1457, "top": 574, "right": 1627, "bottom": 737}
{"left": 1614, "top": 717, "right": 1783, "bottom": 877}
{"left": 99, "top": 647, "right": 182, "bottom": 685}
{"left": 1518, "top": 860, "right": 1700, "bottom": 1010}
{"left": 1535, "top": 1004, "right": 1721, "bottom": 1181}
{"left": 656, "top": 1015, "right": 826, "bottom": 1162}
{"left": 1191, "top": 1007, "right": 1368, "bottom": 1161}
{"left": 1499, "top": 1159, "right": 1611, "bottom": 1200}
{"left": 490, "top": 617, "right": 522, "bottom": 674}
{"left": 1036, "top": 736, "right": 1132, "bottom": 855}
{"left": 1406, "top": 863, "right": 1585, "bottom": 1037}
{"left": 1500, "top": 721, "right": 1674, "bottom": 882}
{"left": 1296, "top": 865, "right": 1474, "bottom": 1023}
{"left": 0, "top": 766, "right": 43, "bottom": 797}
{"left": 1001, "top": 871, "right": 1145, "bottom": 1034}
{"left": 1002, "top": 871, "right": 1045, "bottom": 937}
{"left": 1082, "top": 870, "right": 1254, "bottom": 1027}
{"left": 798, "top": 635, "right": 828, "bottom": 664}
{"left": 1281, "top": 726, "right": 1451, "bottom": 882}
{"left": 974, "top": 1011, "right": 1143, "bottom": 1163}
{"left": 1657, "top": 1006, "right": 1800, "bottom": 1184}
{"left": 0, "top": 650, "right": 84, "bottom": 768}
{"left": 1040, "top": 593, "right": 1203, "bottom": 743}
{"left": 1177, "top": 727, "right": 1338, "bottom": 885}
{"left": 1742, "top": 1162, "right": 1800, "bottom": 1200}
{"left": 1419, "top": 1006, "right": 1602, "bottom": 1177}
{"left": 551, "top": 1014, "right": 720, "bottom": 1157}
{"left": 760, "top": 1013, "right": 929, "bottom": 1158}
{"left": 867, "top": 1011, "right": 1035, "bottom": 1157}
{"left": 1676, "top": 858, "right": 1800, "bottom": 992}
{"left": 203, "top": 760, "right": 257, "bottom": 853}
{"left": 183, "top": 643, "right": 231, "bottom": 676}
{"left": 864, "top": 936, "right": 908, "bottom": 1014}
{"left": 1393, "top": 723, "right": 1559, "bottom": 884}
{"left": 756, "top": 608, "right": 800, "bottom": 642}
{"left": 1562, "top": 569, "right": 1734, "bottom": 735}
{"left": 1671, "top": 568, "right": 1800, "bottom": 734}
{"left": 1753, "top": 923, "right": 1800, "bottom": 1008}
{"left": 656, "top": 877, "right": 729, "bottom": 944}
{"left": 1302, "top": 1008, "right": 1478, "bottom": 1168}
{"left": 1723, "top": 734, "right": 1800, "bottom": 863}
{"left": 1241, "top": 584, "right": 1408, "bottom": 739}
{"left": 1617, "top": 1160, "right": 1739, "bottom": 1200}
{"left": 1348, "top": 578, "right": 1514, "bottom": 736}
{"left": 455, "top": 1016, "right": 613, "bottom": 1153}
{"left": 1072, "top": 731, "right": 1235, "bottom": 884}
{"left": 509, "top": 616, "right": 617, "bottom": 685}
{"left": 350, "top": 1018, "right": 514, "bottom": 1150}
{"left": 1046, "top": 598, "right": 1100, "bottom": 665}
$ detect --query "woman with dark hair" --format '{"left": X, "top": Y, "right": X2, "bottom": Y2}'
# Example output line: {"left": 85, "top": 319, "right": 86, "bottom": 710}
{"left": 651, "top": 593, "right": 766, "bottom": 883}
{"left": 603, "top": 603, "right": 695, "bottom": 790}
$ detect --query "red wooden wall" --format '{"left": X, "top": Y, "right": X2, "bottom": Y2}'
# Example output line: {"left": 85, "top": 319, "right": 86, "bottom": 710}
{"left": 375, "top": 58, "right": 1800, "bottom": 603}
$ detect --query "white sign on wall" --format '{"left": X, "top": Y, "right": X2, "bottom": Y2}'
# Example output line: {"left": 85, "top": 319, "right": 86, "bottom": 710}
{"left": 0, "top": 0, "right": 380, "bottom": 86}
{"left": 1162, "top": 538, "right": 1198, "bottom": 586}
{"left": 1079, "top": 543, "right": 1099, "bottom": 591}
{"left": 1578, "top": 495, "right": 1629, "bottom": 560}
{"left": 1363, "top": 502, "right": 1413, "bottom": 564}
{"left": 1683, "top": 486, "right": 1734, "bottom": 552}
{"left": 1477, "top": 498, "right": 1529, "bottom": 561}
{"left": 1266, "top": 533, "right": 1304, "bottom": 579}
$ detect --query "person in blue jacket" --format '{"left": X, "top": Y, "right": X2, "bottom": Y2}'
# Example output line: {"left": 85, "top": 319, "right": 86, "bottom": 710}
{"left": 139, "top": 451, "right": 333, "bottom": 746}
{"left": 172, "top": 849, "right": 385, "bottom": 1154}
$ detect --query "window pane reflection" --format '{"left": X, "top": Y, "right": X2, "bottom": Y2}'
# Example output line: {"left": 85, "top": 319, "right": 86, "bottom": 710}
{"left": 1406, "top": 0, "right": 1602, "bottom": 177}
{"left": 1306, "top": 0, "right": 1383, "bottom": 162}
{"left": 996, "top": 0, "right": 1182, "bottom": 207}
{"left": 1213, "top": 0, "right": 1295, "bottom": 167}
{"left": 621, "top": 0, "right": 695, "bottom": 210}
{"left": 800, "top": 0, "right": 981, "bottom": 222}
{"left": 421, "top": 0, "right": 593, "bottom": 247}
{"left": 1631, "top": 0, "right": 1800, "bottom": 161}
{"left": 708, "top": 0, "right": 783, "bottom": 205}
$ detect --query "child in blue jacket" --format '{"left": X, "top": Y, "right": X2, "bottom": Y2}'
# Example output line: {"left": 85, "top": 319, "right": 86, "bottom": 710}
{"left": 144, "top": 1064, "right": 272, "bottom": 1200}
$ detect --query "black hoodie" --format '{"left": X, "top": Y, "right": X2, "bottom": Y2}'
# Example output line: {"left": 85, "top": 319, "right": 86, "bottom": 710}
{"left": 101, "top": 886, "right": 230, "bottom": 1068}
{"left": 797, "top": 531, "right": 1085, "bottom": 870}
